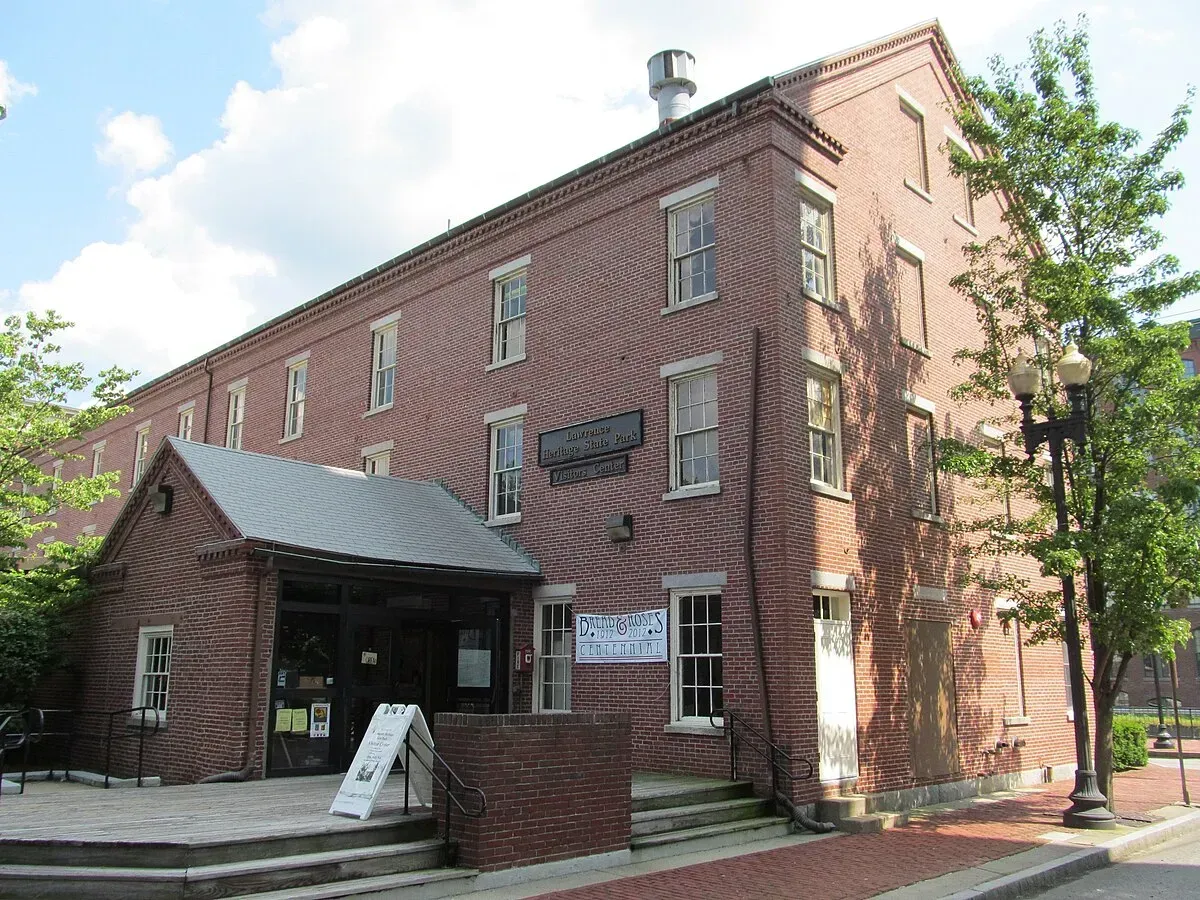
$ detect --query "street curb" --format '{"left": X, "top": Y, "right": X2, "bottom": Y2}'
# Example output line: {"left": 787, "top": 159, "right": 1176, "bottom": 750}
{"left": 943, "top": 807, "right": 1200, "bottom": 899}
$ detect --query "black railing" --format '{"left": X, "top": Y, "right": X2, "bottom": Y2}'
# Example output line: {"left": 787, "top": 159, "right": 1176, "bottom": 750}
{"left": 103, "top": 706, "right": 161, "bottom": 788}
{"left": 0, "top": 709, "right": 35, "bottom": 803}
{"left": 400, "top": 727, "right": 486, "bottom": 865}
{"left": 711, "top": 708, "right": 829, "bottom": 832}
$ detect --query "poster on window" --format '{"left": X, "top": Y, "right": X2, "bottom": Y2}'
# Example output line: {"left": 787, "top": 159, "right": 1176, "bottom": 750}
{"left": 575, "top": 608, "right": 668, "bottom": 663}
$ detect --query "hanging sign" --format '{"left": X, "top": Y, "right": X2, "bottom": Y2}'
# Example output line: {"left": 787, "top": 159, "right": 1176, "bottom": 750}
{"left": 575, "top": 608, "right": 668, "bottom": 663}
{"left": 329, "top": 704, "right": 434, "bottom": 821}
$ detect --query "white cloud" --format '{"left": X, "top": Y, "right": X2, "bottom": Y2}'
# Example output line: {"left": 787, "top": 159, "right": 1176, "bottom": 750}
{"left": 0, "top": 59, "right": 37, "bottom": 111}
{"left": 97, "top": 111, "right": 174, "bottom": 173}
{"left": 10, "top": 0, "right": 1054, "bottom": 388}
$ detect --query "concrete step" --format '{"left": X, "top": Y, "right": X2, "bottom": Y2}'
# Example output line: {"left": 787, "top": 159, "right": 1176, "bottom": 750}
{"left": 815, "top": 794, "right": 867, "bottom": 823}
{"left": 630, "top": 815, "right": 792, "bottom": 861}
{"left": 837, "top": 811, "right": 910, "bottom": 834}
{"left": 0, "top": 816, "right": 438, "bottom": 867}
{"left": 631, "top": 778, "right": 755, "bottom": 813}
{"left": 0, "top": 838, "right": 448, "bottom": 900}
{"left": 227, "top": 867, "right": 478, "bottom": 900}
{"left": 631, "top": 796, "right": 774, "bottom": 837}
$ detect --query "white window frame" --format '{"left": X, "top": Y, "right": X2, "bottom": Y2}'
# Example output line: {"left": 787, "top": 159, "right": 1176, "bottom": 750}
{"left": 226, "top": 383, "right": 246, "bottom": 450}
{"left": 486, "top": 405, "right": 525, "bottom": 525}
{"left": 368, "top": 313, "right": 400, "bottom": 413}
{"left": 894, "top": 235, "right": 929, "bottom": 353}
{"left": 664, "top": 182, "right": 718, "bottom": 311}
{"left": 995, "top": 598, "right": 1028, "bottom": 723}
{"left": 91, "top": 440, "right": 106, "bottom": 477}
{"left": 364, "top": 451, "right": 390, "bottom": 476}
{"left": 669, "top": 587, "right": 724, "bottom": 727}
{"left": 796, "top": 173, "right": 837, "bottom": 308}
{"left": 177, "top": 404, "right": 194, "bottom": 441}
{"left": 132, "top": 424, "right": 151, "bottom": 486}
{"left": 806, "top": 352, "right": 845, "bottom": 495}
{"left": 661, "top": 353, "right": 722, "bottom": 499}
{"left": 284, "top": 359, "right": 307, "bottom": 440}
{"left": 898, "top": 85, "right": 930, "bottom": 197}
{"left": 905, "top": 393, "right": 939, "bottom": 521}
{"left": 48, "top": 460, "right": 63, "bottom": 516}
{"left": 489, "top": 255, "right": 530, "bottom": 368}
{"left": 132, "top": 624, "right": 173, "bottom": 723}
{"left": 944, "top": 128, "right": 977, "bottom": 232}
{"left": 534, "top": 596, "right": 573, "bottom": 713}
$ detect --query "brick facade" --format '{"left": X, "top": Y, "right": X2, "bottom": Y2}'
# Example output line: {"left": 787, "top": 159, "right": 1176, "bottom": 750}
{"left": 37, "top": 23, "right": 1079, "bottom": 798}
{"left": 433, "top": 712, "right": 631, "bottom": 871}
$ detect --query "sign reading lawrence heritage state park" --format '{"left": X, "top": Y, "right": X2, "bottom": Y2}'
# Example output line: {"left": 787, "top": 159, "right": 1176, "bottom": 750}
{"left": 549, "top": 454, "right": 629, "bottom": 486}
{"left": 575, "top": 608, "right": 668, "bottom": 663}
{"left": 538, "top": 410, "right": 643, "bottom": 467}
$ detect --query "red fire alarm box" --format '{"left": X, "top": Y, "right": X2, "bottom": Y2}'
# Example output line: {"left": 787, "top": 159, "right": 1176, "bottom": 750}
{"left": 515, "top": 644, "right": 534, "bottom": 672}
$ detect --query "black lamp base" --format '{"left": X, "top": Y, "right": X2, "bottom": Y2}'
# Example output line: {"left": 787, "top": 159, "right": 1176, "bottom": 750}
{"left": 1063, "top": 769, "right": 1117, "bottom": 830}
{"left": 1154, "top": 726, "right": 1175, "bottom": 750}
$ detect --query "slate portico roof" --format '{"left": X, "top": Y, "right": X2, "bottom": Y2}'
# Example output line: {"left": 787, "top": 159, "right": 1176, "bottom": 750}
{"left": 163, "top": 437, "right": 540, "bottom": 577}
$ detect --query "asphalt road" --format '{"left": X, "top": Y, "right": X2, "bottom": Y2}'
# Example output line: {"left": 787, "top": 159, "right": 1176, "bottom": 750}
{"left": 1031, "top": 829, "right": 1200, "bottom": 898}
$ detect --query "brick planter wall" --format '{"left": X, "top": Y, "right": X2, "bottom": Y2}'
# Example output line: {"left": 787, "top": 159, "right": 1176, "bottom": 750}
{"left": 433, "top": 712, "right": 631, "bottom": 872}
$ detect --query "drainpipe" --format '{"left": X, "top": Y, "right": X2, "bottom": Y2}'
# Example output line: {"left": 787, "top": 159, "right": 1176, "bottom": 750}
{"left": 200, "top": 357, "right": 214, "bottom": 444}
{"left": 743, "top": 327, "right": 772, "bottom": 740}
{"left": 198, "top": 553, "right": 273, "bottom": 783}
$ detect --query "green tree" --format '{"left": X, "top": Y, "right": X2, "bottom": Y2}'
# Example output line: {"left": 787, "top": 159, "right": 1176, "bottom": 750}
{"left": 941, "top": 18, "right": 1200, "bottom": 808}
{"left": 0, "top": 311, "right": 134, "bottom": 704}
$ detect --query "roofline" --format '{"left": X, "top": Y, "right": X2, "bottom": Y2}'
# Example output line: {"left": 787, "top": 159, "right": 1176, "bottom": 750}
{"left": 118, "top": 74, "right": 841, "bottom": 404}
{"left": 249, "top": 544, "right": 541, "bottom": 581}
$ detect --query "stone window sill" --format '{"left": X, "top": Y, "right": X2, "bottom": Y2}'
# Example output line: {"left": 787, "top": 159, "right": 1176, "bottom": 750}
{"left": 912, "top": 510, "right": 945, "bottom": 526}
{"left": 362, "top": 403, "right": 393, "bottom": 419}
{"left": 486, "top": 353, "right": 527, "bottom": 372}
{"left": 953, "top": 214, "right": 979, "bottom": 237}
{"left": 485, "top": 513, "right": 522, "bottom": 528}
{"left": 279, "top": 432, "right": 303, "bottom": 445}
{"left": 803, "top": 288, "right": 840, "bottom": 311}
{"left": 900, "top": 338, "right": 932, "bottom": 359}
{"left": 662, "top": 291, "right": 719, "bottom": 316}
{"left": 904, "top": 178, "right": 934, "bottom": 203}
{"left": 663, "top": 482, "right": 721, "bottom": 502}
{"left": 664, "top": 722, "right": 724, "bottom": 737}
{"left": 1003, "top": 715, "right": 1032, "bottom": 727}
{"left": 811, "top": 480, "right": 853, "bottom": 503}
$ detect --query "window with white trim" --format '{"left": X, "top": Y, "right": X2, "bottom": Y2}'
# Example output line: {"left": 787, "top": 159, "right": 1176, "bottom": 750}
{"left": 668, "top": 195, "right": 716, "bottom": 307}
{"left": 896, "top": 245, "right": 928, "bottom": 351}
{"left": 226, "top": 387, "right": 246, "bottom": 450}
{"left": 907, "top": 409, "right": 938, "bottom": 517}
{"left": 285, "top": 360, "right": 307, "bottom": 439}
{"left": 489, "top": 418, "right": 523, "bottom": 521}
{"left": 1185, "top": 359, "right": 1196, "bottom": 379}
{"left": 900, "top": 91, "right": 929, "bottom": 192}
{"left": 364, "top": 451, "right": 390, "bottom": 476}
{"left": 492, "top": 271, "right": 527, "bottom": 364}
{"left": 535, "top": 600, "right": 572, "bottom": 712}
{"left": 1063, "top": 642, "right": 1075, "bottom": 721}
{"left": 671, "top": 589, "right": 723, "bottom": 723}
{"left": 800, "top": 192, "right": 834, "bottom": 304}
{"left": 92, "top": 442, "right": 105, "bottom": 477}
{"left": 669, "top": 370, "right": 719, "bottom": 490}
{"left": 133, "top": 625, "right": 173, "bottom": 720}
{"left": 996, "top": 600, "right": 1026, "bottom": 719}
{"left": 371, "top": 323, "right": 397, "bottom": 411}
{"left": 1192, "top": 628, "right": 1199, "bottom": 678}
{"left": 808, "top": 370, "right": 842, "bottom": 489}
{"left": 946, "top": 131, "right": 976, "bottom": 228}
{"left": 48, "top": 460, "right": 63, "bottom": 516}
{"left": 1143, "top": 653, "right": 1168, "bottom": 679}
{"left": 133, "top": 426, "right": 150, "bottom": 485}
{"left": 178, "top": 408, "right": 193, "bottom": 440}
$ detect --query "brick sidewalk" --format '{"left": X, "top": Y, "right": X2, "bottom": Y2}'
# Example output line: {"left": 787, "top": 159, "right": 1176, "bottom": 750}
{"left": 537, "top": 766, "right": 1198, "bottom": 900}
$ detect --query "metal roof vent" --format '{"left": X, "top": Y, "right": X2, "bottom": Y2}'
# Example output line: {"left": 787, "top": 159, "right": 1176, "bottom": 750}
{"left": 648, "top": 50, "right": 697, "bottom": 126}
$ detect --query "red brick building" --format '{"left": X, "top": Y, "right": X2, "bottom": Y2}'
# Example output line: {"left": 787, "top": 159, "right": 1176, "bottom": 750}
{"left": 39, "top": 22, "right": 1080, "bottom": 805}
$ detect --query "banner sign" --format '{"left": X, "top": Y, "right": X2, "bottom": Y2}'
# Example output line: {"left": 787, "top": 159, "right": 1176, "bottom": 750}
{"left": 575, "top": 608, "right": 668, "bottom": 663}
{"left": 329, "top": 704, "right": 434, "bottom": 820}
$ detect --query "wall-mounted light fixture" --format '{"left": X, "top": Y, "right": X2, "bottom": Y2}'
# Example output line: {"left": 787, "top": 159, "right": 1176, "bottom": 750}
{"left": 605, "top": 513, "right": 633, "bottom": 543}
{"left": 150, "top": 484, "right": 174, "bottom": 515}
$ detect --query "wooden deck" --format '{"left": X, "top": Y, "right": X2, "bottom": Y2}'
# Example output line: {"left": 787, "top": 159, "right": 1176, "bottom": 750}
{"left": 0, "top": 774, "right": 428, "bottom": 846}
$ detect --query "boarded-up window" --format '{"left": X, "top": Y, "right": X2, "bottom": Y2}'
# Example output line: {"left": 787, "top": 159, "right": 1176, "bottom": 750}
{"left": 908, "top": 410, "right": 938, "bottom": 516}
{"left": 897, "top": 252, "right": 927, "bottom": 350}
{"left": 902, "top": 103, "right": 928, "bottom": 191}
{"left": 907, "top": 619, "right": 959, "bottom": 779}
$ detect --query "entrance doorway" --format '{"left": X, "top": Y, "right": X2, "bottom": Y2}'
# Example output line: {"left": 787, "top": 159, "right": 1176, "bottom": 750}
{"left": 813, "top": 591, "right": 859, "bottom": 782}
{"left": 267, "top": 576, "right": 509, "bottom": 777}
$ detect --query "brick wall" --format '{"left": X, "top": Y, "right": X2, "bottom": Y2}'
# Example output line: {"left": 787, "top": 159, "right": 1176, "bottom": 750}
{"left": 433, "top": 712, "right": 631, "bottom": 871}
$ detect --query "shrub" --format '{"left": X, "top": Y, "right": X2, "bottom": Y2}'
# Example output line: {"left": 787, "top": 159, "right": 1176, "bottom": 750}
{"left": 1113, "top": 715, "right": 1150, "bottom": 771}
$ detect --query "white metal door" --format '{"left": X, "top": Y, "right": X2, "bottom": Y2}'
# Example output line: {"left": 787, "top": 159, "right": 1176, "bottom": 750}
{"left": 813, "top": 592, "right": 859, "bottom": 781}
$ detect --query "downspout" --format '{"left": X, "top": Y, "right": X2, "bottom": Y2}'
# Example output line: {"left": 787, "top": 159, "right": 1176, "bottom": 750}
{"left": 742, "top": 326, "right": 836, "bottom": 834}
{"left": 198, "top": 553, "right": 273, "bottom": 783}
{"left": 200, "top": 357, "right": 214, "bottom": 444}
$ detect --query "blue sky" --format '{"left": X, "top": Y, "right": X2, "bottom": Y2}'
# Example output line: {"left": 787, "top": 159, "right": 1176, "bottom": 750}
{"left": 1, "top": 1, "right": 1197, "bottom": 391}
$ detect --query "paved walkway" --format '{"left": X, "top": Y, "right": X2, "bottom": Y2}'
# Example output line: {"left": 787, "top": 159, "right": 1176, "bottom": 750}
{"left": 526, "top": 765, "right": 1198, "bottom": 900}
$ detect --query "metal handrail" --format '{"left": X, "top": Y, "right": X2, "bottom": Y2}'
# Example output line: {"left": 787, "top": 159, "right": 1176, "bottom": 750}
{"left": 0, "top": 711, "right": 34, "bottom": 803}
{"left": 710, "top": 708, "right": 818, "bottom": 828}
{"left": 400, "top": 727, "right": 486, "bottom": 864}
{"left": 103, "top": 706, "right": 161, "bottom": 788}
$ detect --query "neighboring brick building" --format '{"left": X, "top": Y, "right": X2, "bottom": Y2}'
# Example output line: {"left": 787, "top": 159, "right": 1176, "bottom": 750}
{"left": 39, "top": 21, "right": 1079, "bottom": 804}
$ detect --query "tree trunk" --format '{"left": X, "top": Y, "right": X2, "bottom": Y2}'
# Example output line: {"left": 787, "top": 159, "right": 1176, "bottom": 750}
{"left": 1093, "top": 694, "right": 1115, "bottom": 811}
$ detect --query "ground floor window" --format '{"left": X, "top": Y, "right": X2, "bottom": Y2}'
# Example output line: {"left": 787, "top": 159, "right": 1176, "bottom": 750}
{"left": 535, "top": 600, "right": 572, "bottom": 712}
{"left": 670, "top": 589, "right": 722, "bottom": 723}
{"left": 133, "top": 625, "right": 173, "bottom": 720}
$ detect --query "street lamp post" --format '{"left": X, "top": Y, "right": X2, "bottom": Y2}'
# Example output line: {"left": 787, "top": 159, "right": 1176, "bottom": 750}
{"left": 1152, "top": 655, "right": 1175, "bottom": 749}
{"left": 1008, "top": 344, "right": 1117, "bottom": 830}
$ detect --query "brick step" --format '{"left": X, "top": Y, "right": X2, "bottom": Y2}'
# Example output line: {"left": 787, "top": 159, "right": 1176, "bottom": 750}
{"left": 0, "top": 837, "right": 448, "bottom": 900}
{"left": 630, "top": 815, "right": 792, "bottom": 861}
{"left": 631, "top": 796, "right": 774, "bottom": 837}
{"left": 631, "top": 778, "right": 755, "bottom": 813}
{"left": 0, "top": 816, "right": 437, "bottom": 868}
